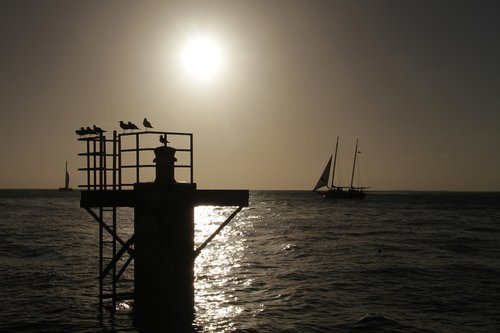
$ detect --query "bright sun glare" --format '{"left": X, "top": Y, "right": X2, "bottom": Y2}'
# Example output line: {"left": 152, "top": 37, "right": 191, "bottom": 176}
{"left": 180, "top": 34, "right": 224, "bottom": 83}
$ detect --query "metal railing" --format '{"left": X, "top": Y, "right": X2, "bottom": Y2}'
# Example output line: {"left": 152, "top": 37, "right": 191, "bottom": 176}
{"left": 78, "top": 130, "right": 193, "bottom": 190}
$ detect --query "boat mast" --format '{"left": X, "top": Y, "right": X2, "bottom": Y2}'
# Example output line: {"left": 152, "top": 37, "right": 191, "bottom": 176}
{"left": 350, "top": 139, "right": 359, "bottom": 189}
{"left": 331, "top": 136, "right": 339, "bottom": 189}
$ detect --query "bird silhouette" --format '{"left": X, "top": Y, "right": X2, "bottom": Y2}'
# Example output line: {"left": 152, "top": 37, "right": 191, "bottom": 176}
{"left": 75, "top": 127, "right": 86, "bottom": 136}
{"left": 119, "top": 121, "right": 130, "bottom": 132}
{"left": 85, "top": 126, "right": 96, "bottom": 135}
{"left": 93, "top": 125, "right": 105, "bottom": 135}
{"left": 127, "top": 121, "right": 139, "bottom": 130}
{"left": 159, "top": 135, "right": 170, "bottom": 145}
{"left": 143, "top": 118, "right": 153, "bottom": 130}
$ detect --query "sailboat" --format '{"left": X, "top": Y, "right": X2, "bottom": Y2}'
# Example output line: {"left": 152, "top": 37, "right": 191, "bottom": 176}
{"left": 313, "top": 137, "right": 366, "bottom": 198}
{"left": 58, "top": 161, "right": 73, "bottom": 191}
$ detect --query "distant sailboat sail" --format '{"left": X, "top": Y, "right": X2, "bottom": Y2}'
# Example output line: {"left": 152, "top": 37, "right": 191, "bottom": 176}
{"left": 65, "top": 166, "right": 70, "bottom": 189}
{"left": 313, "top": 155, "right": 332, "bottom": 191}
{"left": 59, "top": 161, "right": 73, "bottom": 191}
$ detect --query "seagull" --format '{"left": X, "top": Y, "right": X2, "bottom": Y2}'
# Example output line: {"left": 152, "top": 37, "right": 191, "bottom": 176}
{"left": 85, "top": 126, "right": 96, "bottom": 135}
{"left": 143, "top": 118, "right": 153, "bottom": 130}
{"left": 93, "top": 125, "right": 106, "bottom": 135}
{"left": 127, "top": 121, "right": 139, "bottom": 130}
{"left": 119, "top": 121, "right": 130, "bottom": 132}
{"left": 75, "top": 127, "right": 86, "bottom": 136}
{"left": 159, "top": 135, "right": 170, "bottom": 145}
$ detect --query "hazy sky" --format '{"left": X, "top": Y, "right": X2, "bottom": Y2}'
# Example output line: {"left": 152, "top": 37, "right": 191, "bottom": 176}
{"left": 1, "top": 0, "right": 500, "bottom": 191}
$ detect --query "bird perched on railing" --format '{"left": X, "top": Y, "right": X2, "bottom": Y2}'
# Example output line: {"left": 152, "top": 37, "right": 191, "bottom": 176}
{"left": 93, "top": 125, "right": 106, "bottom": 135}
{"left": 143, "top": 118, "right": 153, "bottom": 130}
{"left": 159, "top": 135, "right": 170, "bottom": 145}
{"left": 127, "top": 121, "right": 139, "bottom": 130}
{"left": 85, "top": 126, "right": 96, "bottom": 135}
{"left": 75, "top": 127, "right": 86, "bottom": 136}
{"left": 119, "top": 121, "right": 129, "bottom": 132}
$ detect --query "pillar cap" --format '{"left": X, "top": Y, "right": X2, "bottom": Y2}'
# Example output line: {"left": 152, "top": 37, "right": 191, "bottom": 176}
{"left": 153, "top": 146, "right": 177, "bottom": 162}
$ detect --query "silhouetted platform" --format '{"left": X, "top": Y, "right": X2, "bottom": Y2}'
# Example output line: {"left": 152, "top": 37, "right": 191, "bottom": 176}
{"left": 77, "top": 129, "right": 249, "bottom": 320}
{"left": 81, "top": 187, "right": 249, "bottom": 208}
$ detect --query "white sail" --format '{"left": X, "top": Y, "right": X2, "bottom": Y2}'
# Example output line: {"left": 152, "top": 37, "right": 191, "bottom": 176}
{"left": 313, "top": 155, "right": 332, "bottom": 191}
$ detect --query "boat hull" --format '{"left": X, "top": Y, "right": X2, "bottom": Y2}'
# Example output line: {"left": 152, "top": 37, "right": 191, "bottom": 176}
{"left": 322, "top": 189, "right": 365, "bottom": 199}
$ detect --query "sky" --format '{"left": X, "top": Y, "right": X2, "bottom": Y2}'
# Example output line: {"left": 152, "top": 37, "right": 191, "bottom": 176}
{"left": 1, "top": 0, "right": 500, "bottom": 191}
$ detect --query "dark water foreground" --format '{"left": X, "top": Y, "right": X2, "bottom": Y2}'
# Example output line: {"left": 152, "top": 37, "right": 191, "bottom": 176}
{"left": 1, "top": 190, "right": 499, "bottom": 332}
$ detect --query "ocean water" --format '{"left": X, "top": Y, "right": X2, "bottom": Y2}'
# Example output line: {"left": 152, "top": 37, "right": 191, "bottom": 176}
{"left": 1, "top": 190, "right": 499, "bottom": 332}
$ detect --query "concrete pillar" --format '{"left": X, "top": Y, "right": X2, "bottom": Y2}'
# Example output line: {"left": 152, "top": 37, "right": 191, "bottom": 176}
{"left": 133, "top": 146, "right": 196, "bottom": 330}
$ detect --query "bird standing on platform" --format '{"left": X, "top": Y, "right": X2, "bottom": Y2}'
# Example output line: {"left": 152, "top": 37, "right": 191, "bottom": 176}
{"left": 143, "top": 118, "right": 153, "bottom": 130}
{"left": 119, "top": 121, "right": 129, "bottom": 132}
{"left": 86, "top": 126, "right": 96, "bottom": 135}
{"left": 75, "top": 127, "right": 86, "bottom": 136}
{"left": 93, "top": 125, "right": 106, "bottom": 135}
{"left": 159, "top": 135, "right": 169, "bottom": 145}
{"left": 127, "top": 121, "right": 139, "bottom": 131}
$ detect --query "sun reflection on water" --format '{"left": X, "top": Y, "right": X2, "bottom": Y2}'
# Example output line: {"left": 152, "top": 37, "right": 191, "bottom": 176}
{"left": 193, "top": 206, "right": 251, "bottom": 331}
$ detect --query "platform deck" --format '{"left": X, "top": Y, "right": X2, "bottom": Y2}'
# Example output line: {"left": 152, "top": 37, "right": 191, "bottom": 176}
{"left": 81, "top": 189, "right": 249, "bottom": 208}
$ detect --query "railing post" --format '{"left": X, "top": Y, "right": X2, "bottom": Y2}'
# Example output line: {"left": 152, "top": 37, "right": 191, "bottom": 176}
{"left": 86, "top": 140, "right": 90, "bottom": 190}
{"left": 190, "top": 134, "right": 194, "bottom": 183}
{"left": 135, "top": 133, "right": 140, "bottom": 183}
{"left": 113, "top": 131, "right": 117, "bottom": 190}
{"left": 118, "top": 134, "right": 122, "bottom": 190}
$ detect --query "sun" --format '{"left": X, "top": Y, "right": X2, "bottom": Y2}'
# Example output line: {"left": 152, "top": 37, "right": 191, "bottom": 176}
{"left": 179, "top": 34, "right": 224, "bottom": 83}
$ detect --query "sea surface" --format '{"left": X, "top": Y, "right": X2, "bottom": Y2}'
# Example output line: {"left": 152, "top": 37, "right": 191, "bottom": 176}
{"left": 1, "top": 190, "right": 499, "bottom": 332}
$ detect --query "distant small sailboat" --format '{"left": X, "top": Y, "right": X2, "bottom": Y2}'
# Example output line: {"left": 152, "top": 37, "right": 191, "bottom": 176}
{"left": 313, "top": 137, "right": 366, "bottom": 198}
{"left": 58, "top": 161, "right": 73, "bottom": 191}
